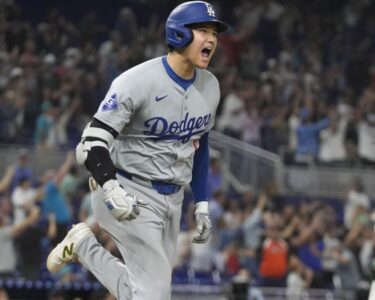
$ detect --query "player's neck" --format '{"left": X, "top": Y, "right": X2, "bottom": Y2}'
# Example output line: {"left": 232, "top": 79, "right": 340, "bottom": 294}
{"left": 166, "top": 52, "right": 195, "bottom": 80}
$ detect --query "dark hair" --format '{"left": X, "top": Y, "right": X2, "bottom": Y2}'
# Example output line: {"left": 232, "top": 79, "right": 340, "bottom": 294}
{"left": 18, "top": 175, "right": 31, "bottom": 184}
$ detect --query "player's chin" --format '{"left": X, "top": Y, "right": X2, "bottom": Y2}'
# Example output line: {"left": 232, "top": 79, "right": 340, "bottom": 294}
{"left": 196, "top": 57, "right": 211, "bottom": 69}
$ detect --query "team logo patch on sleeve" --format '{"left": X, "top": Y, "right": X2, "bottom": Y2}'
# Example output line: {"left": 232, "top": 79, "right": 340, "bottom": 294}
{"left": 102, "top": 93, "right": 118, "bottom": 111}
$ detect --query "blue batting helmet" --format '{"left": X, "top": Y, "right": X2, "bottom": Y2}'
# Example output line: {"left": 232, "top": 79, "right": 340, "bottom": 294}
{"left": 165, "top": 1, "right": 229, "bottom": 49}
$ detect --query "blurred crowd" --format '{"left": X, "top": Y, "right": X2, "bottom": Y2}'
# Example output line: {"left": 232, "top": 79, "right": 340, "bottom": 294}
{"left": 174, "top": 156, "right": 375, "bottom": 299}
{"left": 0, "top": 0, "right": 375, "bottom": 299}
{"left": 0, "top": 149, "right": 117, "bottom": 299}
{"left": 0, "top": 149, "right": 374, "bottom": 299}
{"left": 214, "top": 0, "right": 375, "bottom": 166}
{"left": 0, "top": 0, "right": 375, "bottom": 165}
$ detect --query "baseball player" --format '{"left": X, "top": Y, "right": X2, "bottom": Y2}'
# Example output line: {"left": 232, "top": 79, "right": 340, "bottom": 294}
{"left": 46, "top": 1, "right": 228, "bottom": 299}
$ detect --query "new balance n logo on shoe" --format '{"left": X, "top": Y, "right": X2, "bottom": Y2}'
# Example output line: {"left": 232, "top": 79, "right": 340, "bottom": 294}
{"left": 63, "top": 243, "right": 74, "bottom": 259}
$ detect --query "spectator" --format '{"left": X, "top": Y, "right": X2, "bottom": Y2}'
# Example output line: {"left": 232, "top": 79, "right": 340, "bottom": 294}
{"left": 40, "top": 151, "right": 74, "bottom": 245}
{"left": 0, "top": 166, "right": 15, "bottom": 195}
{"left": 258, "top": 223, "right": 288, "bottom": 287}
{"left": 11, "top": 176, "right": 42, "bottom": 224}
{"left": 59, "top": 165, "right": 79, "bottom": 202}
{"left": 344, "top": 179, "right": 370, "bottom": 229}
{"left": 223, "top": 242, "right": 242, "bottom": 276}
{"left": 15, "top": 210, "right": 57, "bottom": 280}
{"left": 358, "top": 113, "right": 375, "bottom": 165}
{"left": 241, "top": 97, "right": 261, "bottom": 146}
{"left": 280, "top": 204, "right": 298, "bottom": 240}
{"left": 241, "top": 192, "right": 268, "bottom": 278}
{"left": 286, "top": 255, "right": 313, "bottom": 300}
{"left": 344, "top": 208, "right": 371, "bottom": 263}
{"left": 219, "top": 199, "right": 243, "bottom": 250}
{"left": 319, "top": 117, "right": 347, "bottom": 163}
{"left": 295, "top": 113, "right": 330, "bottom": 163}
{"left": 47, "top": 99, "right": 80, "bottom": 149}
{"left": 288, "top": 203, "right": 330, "bottom": 288}
{"left": 224, "top": 199, "right": 243, "bottom": 230}
{"left": 0, "top": 204, "right": 40, "bottom": 278}
{"left": 0, "top": 69, "right": 27, "bottom": 144}
{"left": 330, "top": 240, "right": 362, "bottom": 291}
{"left": 217, "top": 82, "right": 246, "bottom": 139}
{"left": 33, "top": 101, "right": 60, "bottom": 151}
{"left": 208, "top": 189, "right": 226, "bottom": 230}
{"left": 359, "top": 223, "right": 375, "bottom": 280}
{"left": 10, "top": 148, "right": 34, "bottom": 192}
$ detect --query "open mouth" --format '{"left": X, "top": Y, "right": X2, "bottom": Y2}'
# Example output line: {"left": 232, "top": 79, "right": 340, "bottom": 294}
{"left": 201, "top": 47, "right": 212, "bottom": 59}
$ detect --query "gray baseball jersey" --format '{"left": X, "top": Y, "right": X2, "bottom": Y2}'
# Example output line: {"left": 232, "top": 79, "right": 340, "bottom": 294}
{"left": 82, "top": 56, "right": 221, "bottom": 300}
{"left": 94, "top": 56, "right": 220, "bottom": 185}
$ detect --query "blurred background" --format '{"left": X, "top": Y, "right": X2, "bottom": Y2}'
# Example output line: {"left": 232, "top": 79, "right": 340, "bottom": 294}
{"left": 0, "top": 0, "right": 374, "bottom": 299}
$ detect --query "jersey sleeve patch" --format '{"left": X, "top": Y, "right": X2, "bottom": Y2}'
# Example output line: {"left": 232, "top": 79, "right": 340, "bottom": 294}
{"left": 102, "top": 93, "right": 118, "bottom": 111}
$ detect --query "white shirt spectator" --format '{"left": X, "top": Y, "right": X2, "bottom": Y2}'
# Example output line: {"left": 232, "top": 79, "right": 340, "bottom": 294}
{"left": 319, "top": 119, "right": 347, "bottom": 162}
{"left": 241, "top": 108, "right": 261, "bottom": 145}
{"left": 286, "top": 272, "right": 306, "bottom": 300}
{"left": 11, "top": 186, "right": 37, "bottom": 224}
{"left": 344, "top": 189, "right": 370, "bottom": 228}
{"left": 217, "top": 92, "right": 246, "bottom": 136}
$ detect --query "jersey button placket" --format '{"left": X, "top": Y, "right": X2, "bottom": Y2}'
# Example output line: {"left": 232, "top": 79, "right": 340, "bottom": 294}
{"left": 184, "top": 95, "right": 188, "bottom": 110}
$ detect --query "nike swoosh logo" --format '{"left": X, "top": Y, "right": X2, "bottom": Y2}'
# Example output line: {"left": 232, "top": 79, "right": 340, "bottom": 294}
{"left": 155, "top": 95, "right": 168, "bottom": 102}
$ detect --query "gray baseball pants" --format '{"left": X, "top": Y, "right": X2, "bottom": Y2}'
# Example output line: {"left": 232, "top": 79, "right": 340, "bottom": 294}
{"left": 75, "top": 175, "right": 184, "bottom": 300}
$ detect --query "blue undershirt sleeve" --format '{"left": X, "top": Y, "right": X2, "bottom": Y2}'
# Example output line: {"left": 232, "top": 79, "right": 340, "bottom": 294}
{"left": 190, "top": 132, "right": 209, "bottom": 203}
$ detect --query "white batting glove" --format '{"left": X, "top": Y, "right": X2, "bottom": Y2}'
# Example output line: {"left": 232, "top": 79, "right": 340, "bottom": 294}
{"left": 89, "top": 177, "right": 143, "bottom": 222}
{"left": 192, "top": 201, "right": 212, "bottom": 244}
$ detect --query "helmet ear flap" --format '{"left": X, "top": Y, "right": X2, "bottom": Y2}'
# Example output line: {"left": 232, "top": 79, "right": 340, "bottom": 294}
{"left": 166, "top": 22, "right": 193, "bottom": 49}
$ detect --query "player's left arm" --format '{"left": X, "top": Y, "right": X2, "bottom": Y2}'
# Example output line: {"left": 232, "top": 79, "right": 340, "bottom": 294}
{"left": 190, "top": 132, "right": 212, "bottom": 243}
{"left": 76, "top": 118, "right": 143, "bottom": 222}
{"left": 76, "top": 118, "right": 119, "bottom": 186}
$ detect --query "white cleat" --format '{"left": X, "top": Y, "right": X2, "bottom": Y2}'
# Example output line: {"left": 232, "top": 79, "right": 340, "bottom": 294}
{"left": 47, "top": 223, "right": 93, "bottom": 273}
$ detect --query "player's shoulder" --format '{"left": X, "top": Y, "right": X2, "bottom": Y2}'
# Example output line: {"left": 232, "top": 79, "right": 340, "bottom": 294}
{"left": 114, "top": 57, "right": 163, "bottom": 85}
{"left": 197, "top": 68, "right": 220, "bottom": 87}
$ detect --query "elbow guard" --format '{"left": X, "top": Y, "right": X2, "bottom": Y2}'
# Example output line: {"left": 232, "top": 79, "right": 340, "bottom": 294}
{"left": 76, "top": 121, "right": 115, "bottom": 169}
{"left": 76, "top": 120, "right": 119, "bottom": 186}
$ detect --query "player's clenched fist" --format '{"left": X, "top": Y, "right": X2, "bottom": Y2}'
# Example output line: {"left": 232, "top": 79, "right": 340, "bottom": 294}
{"left": 89, "top": 177, "right": 143, "bottom": 222}
{"left": 192, "top": 201, "right": 212, "bottom": 244}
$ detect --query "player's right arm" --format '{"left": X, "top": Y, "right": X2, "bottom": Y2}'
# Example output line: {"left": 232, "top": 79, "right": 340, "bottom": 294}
{"left": 75, "top": 118, "right": 141, "bottom": 222}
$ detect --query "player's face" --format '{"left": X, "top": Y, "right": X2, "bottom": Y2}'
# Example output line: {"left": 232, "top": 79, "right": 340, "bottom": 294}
{"left": 186, "top": 23, "right": 218, "bottom": 69}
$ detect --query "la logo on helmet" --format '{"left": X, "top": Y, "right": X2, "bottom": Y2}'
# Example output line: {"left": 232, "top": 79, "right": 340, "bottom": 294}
{"left": 205, "top": 3, "right": 216, "bottom": 17}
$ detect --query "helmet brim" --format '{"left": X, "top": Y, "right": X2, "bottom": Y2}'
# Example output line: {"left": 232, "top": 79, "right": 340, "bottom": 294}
{"left": 185, "top": 20, "right": 229, "bottom": 33}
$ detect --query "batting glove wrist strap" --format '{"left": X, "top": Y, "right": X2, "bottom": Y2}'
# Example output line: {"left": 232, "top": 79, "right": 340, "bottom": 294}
{"left": 195, "top": 201, "right": 208, "bottom": 215}
{"left": 102, "top": 179, "right": 121, "bottom": 192}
